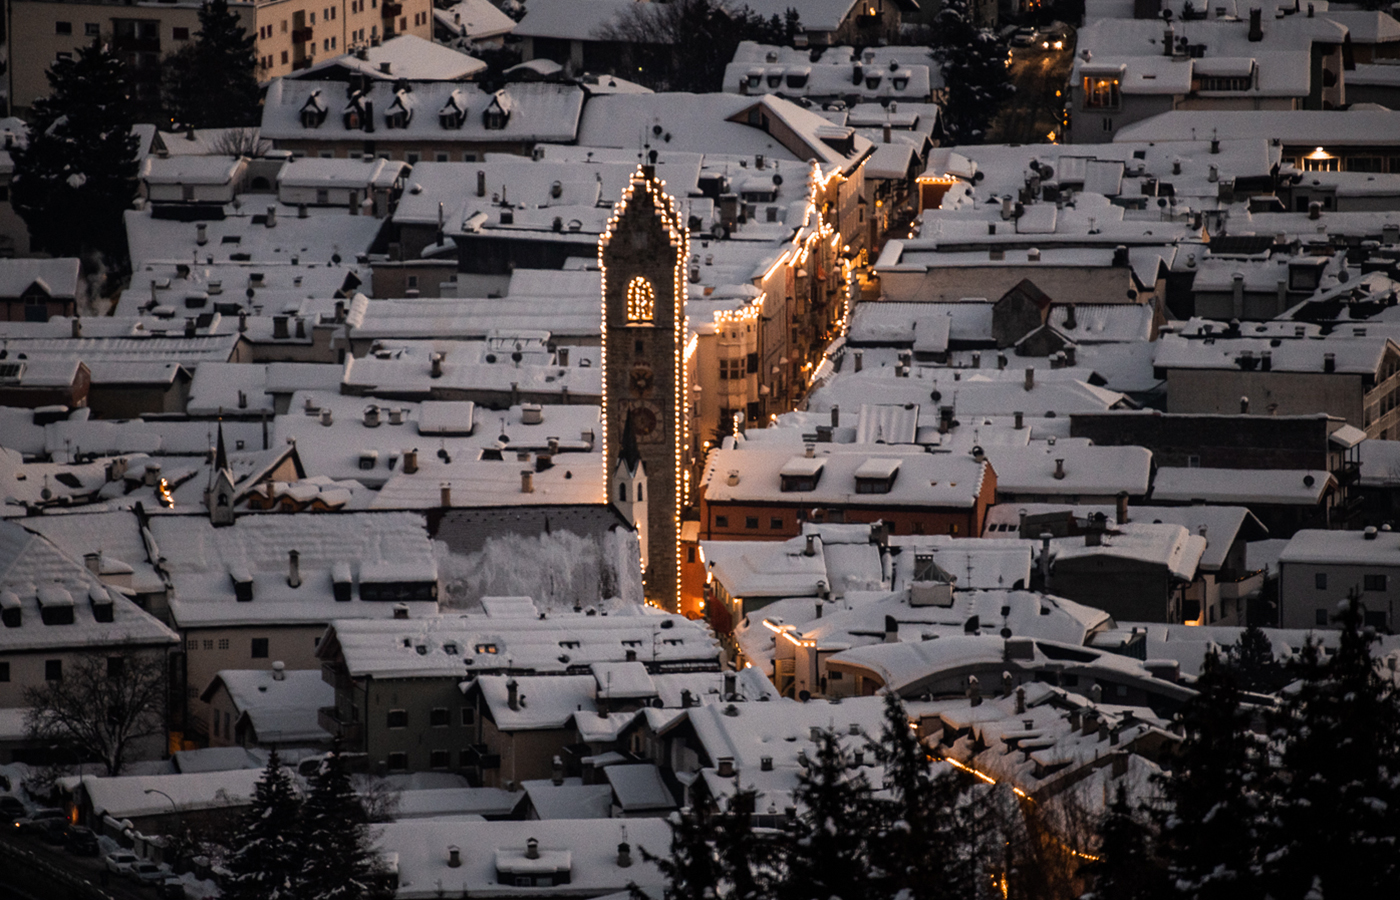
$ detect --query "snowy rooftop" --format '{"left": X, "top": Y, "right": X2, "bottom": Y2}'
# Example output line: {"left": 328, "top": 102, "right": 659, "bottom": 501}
{"left": 290, "top": 35, "right": 486, "bottom": 82}
{"left": 1051, "top": 523, "right": 1207, "bottom": 583}
{"left": 201, "top": 668, "right": 334, "bottom": 744}
{"left": 982, "top": 440, "right": 1153, "bottom": 496}
{"left": 322, "top": 608, "right": 720, "bottom": 679}
{"left": 1151, "top": 467, "right": 1333, "bottom": 505}
{"left": 701, "top": 445, "right": 989, "bottom": 508}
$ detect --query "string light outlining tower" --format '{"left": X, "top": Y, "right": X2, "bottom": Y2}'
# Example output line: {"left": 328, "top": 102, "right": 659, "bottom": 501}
{"left": 598, "top": 165, "right": 690, "bottom": 612}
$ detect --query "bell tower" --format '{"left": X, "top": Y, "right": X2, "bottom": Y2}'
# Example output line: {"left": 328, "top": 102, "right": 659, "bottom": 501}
{"left": 600, "top": 166, "right": 687, "bottom": 611}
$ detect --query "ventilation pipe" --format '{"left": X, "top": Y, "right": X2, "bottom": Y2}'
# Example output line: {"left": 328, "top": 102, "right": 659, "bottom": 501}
{"left": 287, "top": 550, "right": 302, "bottom": 588}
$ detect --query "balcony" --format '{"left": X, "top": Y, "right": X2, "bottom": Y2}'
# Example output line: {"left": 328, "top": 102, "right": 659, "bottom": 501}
{"left": 381, "top": 1, "right": 403, "bottom": 17}
{"left": 292, "top": 26, "right": 314, "bottom": 43}
{"left": 113, "top": 36, "right": 161, "bottom": 53}
{"left": 460, "top": 743, "right": 501, "bottom": 770}
{"left": 318, "top": 706, "right": 363, "bottom": 745}
{"left": 1218, "top": 570, "right": 1266, "bottom": 602}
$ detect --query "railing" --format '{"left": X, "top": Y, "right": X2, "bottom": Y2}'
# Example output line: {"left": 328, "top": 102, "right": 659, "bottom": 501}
{"left": 1218, "top": 569, "right": 1266, "bottom": 601}
{"left": 291, "top": 26, "right": 314, "bottom": 43}
{"left": 317, "top": 706, "right": 362, "bottom": 743}
{"left": 382, "top": 1, "right": 403, "bottom": 17}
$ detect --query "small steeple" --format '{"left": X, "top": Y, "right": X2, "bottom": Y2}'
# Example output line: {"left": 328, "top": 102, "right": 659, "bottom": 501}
{"left": 214, "top": 421, "right": 229, "bottom": 474}
{"left": 619, "top": 410, "right": 642, "bottom": 476}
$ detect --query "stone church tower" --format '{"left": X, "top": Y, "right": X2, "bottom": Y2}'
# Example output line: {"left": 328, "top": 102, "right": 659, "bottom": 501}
{"left": 599, "top": 166, "right": 687, "bottom": 611}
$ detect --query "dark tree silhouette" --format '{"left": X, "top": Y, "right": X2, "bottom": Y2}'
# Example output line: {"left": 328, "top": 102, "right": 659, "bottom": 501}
{"left": 221, "top": 749, "right": 303, "bottom": 900}
{"left": 163, "top": 0, "right": 261, "bottom": 130}
{"left": 23, "top": 650, "right": 166, "bottom": 777}
{"left": 930, "top": 0, "right": 1015, "bottom": 144}
{"left": 11, "top": 40, "right": 140, "bottom": 271}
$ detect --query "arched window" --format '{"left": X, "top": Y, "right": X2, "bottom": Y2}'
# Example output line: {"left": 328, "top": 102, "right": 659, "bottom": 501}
{"left": 626, "top": 276, "right": 655, "bottom": 323}
{"left": 618, "top": 483, "right": 628, "bottom": 503}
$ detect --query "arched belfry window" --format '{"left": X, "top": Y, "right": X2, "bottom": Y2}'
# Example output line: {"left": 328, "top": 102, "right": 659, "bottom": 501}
{"left": 626, "top": 276, "right": 655, "bottom": 323}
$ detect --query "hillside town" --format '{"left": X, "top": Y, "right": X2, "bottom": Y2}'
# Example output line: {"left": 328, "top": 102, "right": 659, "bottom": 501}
{"left": 0, "top": 0, "right": 1399, "bottom": 898}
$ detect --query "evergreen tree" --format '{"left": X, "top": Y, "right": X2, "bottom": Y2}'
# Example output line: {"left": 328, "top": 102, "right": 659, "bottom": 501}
{"left": 11, "top": 40, "right": 139, "bottom": 269}
{"left": 163, "top": 0, "right": 261, "bottom": 130}
{"left": 1260, "top": 594, "right": 1400, "bottom": 897}
{"left": 867, "top": 692, "right": 982, "bottom": 900}
{"left": 1227, "top": 622, "right": 1284, "bottom": 694}
{"left": 1079, "top": 784, "right": 1167, "bottom": 900}
{"left": 930, "top": 0, "right": 1015, "bottom": 145}
{"left": 780, "top": 729, "right": 878, "bottom": 900}
{"left": 222, "top": 749, "right": 302, "bottom": 900}
{"left": 1152, "top": 649, "right": 1270, "bottom": 900}
{"left": 637, "top": 788, "right": 783, "bottom": 900}
{"left": 296, "top": 740, "right": 390, "bottom": 900}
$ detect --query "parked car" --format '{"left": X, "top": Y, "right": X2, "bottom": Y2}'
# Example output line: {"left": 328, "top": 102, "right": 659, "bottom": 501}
{"left": 104, "top": 850, "right": 140, "bottom": 876}
{"left": 65, "top": 824, "right": 100, "bottom": 856}
{"left": 37, "top": 817, "right": 69, "bottom": 844}
{"left": 1010, "top": 27, "right": 1037, "bottom": 47}
{"left": 0, "top": 795, "right": 25, "bottom": 823}
{"left": 159, "top": 877, "right": 187, "bottom": 900}
{"left": 131, "top": 861, "right": 172, "bottom": 885}
{"left": 13, "top": 807, "right": 66, "bottom": 834}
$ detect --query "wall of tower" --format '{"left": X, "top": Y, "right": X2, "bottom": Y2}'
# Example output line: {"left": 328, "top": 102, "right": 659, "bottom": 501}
{"left": 600, "top": 169, "right": 688, "bottom": 611}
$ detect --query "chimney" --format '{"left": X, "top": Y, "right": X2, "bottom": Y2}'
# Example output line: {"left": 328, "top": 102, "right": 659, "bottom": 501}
{"left": 804, "top": 534, "right": 816, "bottom": 556}
{"left": 185, "top": 318, "right": 197, "bottom": 338}
{"left": 552, "top": 755, "right": 564, "bottom": 786}
{"left": 393, "top": 602, "right": 409, "bottom": 619}
{"left": 521, "top": 470, "right": 534, "bottom": 493}
{"left": 1324, "top": 352, "right": 1336, "bottom": 373}
{"left": 298, "top": 203, "right": 308, "bottom": 219}
{"left": 717, "top": 757, "right": 736, "bottom": 777}
{"left": 1232, "top": 272, "right": 1245, "bottom": 319}
{"left": 287, "top": 550, "right": 302, "bottom": 588}
{"left": 968, "top": 675, "right": 982, "bottom": 707}
{"left": 723, "top": 670, "right": 737, "bottom": 698}
{"left": 1240, "top": 395, "right": 1250, "bottom": 414}
{"left": 971, "top": 351, "right": 981, "bottom": 369}
{"left": 997, "top": 352, "right": 1007, "bottom": 370}
{"left": 196, "top": 223, "right": 208, "bottom": 245}
{"left": 1112, "top": 245, "right": 1129, "bottom": 267}
{"left": 440, "top": 483, "right": 452, "bottom": 507}
{"left": 508, "top": 679, "right": 520, "bottom": 711}
{"left": 477, "top": 170, "right": 486, "bottom": 197}
{"left": 1309, "top": 200, "right": 1322, "bottom": 220}
{"left": 448, "top": 846, "right": 461, "bottom": 868}
{"left": 84, "top": 551, "right": 102, "bottom": 575}
{"left": 364, "top": 405, "right": 380, "bottom": 427}
{"left": 1014, "top": 410, "right": 1024, "bottom": 430}
{"left": 1210, "top": 129, "right": 1220, "bottom": 154}
{"left": 1116, "top": 492, "right": 1129, "bottom": 525}
{"left": 320, "top": 409, "right": 333, "bottom": 426}
{"left": 1163, "top": 25, "right": 1175, "bottom": 55}
{"left": 1015, "top": 686, "right": 1026, "bottom": 714}
{"left": 1064, "top": 303, "right": 1077, "bottom": 329}
{"left": 265, "top": 205, "right": 277, "bottom": 228}
{"left": 1249, "top": 7, "right": 1263, "bottom": 41}
{"left": 617, "top": 843, "right": 633, "bottom": 868}
{"left": 1262, "top": 350, "right": 1272, "bottom": 371}
{"left": 71, "top": 317, "right": 82, "bottom": 338}
{"left": 882, "top": 123, "right": 891, "bottom": 144}
{"left": 272, "top": 661, "right": 286, "bottom": 681}
{"left": 1024, "top": 368, "right": 1035, "bottom": 391}
{"left": 831, "top": 404, "right": 840, "bottom": 429}
{"left": 853, "top": 349, "right": 863, "bottom": 372}
{"left": 273, "top": 316, "right": 290, "bottom": 339}
{"left": 884, "top": 615, "right": 898, "bottom": 643}
{"left": 525, "top": 837, "right": 538, "bottom": 859}
{"left": 1039, "top": 532, "right": 1052, "bottom": 582}
{"left": 1054, "top": 458, "right": 1065, "bottom": 480}
{"left": 431, "top": 352, "right": 444, "bottom": 378}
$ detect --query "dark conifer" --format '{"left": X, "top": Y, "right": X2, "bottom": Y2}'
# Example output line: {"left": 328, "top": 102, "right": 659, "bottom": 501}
{"left": 1079, "top": 784, "right": 1167, "bottom": 900}
{"left": 11, "top": 40, "right": 139, "bottom": 270}
{"left": 222, "top": 749, "right": 302, "bottom": 900}
{"left": 781, "top": 729, "right": 877, "bottom": 900}
{"left": 297, "top": 740, "right": 389, "bottom": 900}
{"left": 930, "top": 0, "right": 1015, "bottom": 144}
{"left": 163, "top": 0, "right": 261, "bottom": 129}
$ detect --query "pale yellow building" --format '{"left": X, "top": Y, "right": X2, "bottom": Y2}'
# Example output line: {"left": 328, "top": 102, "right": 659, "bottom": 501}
{"left": 6, "top": 0, "right": 434, "bottom": 115}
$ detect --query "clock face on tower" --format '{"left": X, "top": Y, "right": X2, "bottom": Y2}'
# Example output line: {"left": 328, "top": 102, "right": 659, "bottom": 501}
{"left": 619, "top": 400, "right": 662, "bottom": 442}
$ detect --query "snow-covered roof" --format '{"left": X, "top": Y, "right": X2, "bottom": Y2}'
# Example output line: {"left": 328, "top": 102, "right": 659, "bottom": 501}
{"left": 0, "top": 258, "right": 81, "bottom": 299}
{"left": 141, "top": 154, "right": 245, "bottom": 186}
{"left": 0, "top": 520, "right": 178, "bottom": 653}
{"left": 983, "top": 440, "right": 1152, "bottom": 496}
{"left": 375, "top": 818, "right": 670, "bottom": 900}
{"left": 701, "top": 445, "right": 988, "bottom": 508}
{"left": 604, "top": 764, "right": 674, "bottom": 812}
{"left": 19, "top": 510, "right": 165, "bottom": 595}
{"left": 435, "top": 0, "right": 517, "bottom": 40}
{"left": 261, "top": 79, "right": 585, "bottom": 144}
{"left": 1278, "top": 527, "right": 1400, "bottom": 566}
{"left": 513, "top": 0, "right": 637, "bottom": 40}
{"left": 1052, "top": 523, "right": 1207, "bottom": 582}
{"left": 150, "top": 512, "right": 440, "bottom": 628}
{"left": 1152, "top": 466, "right": 1334, "bottom": 505}
{"left": 78, "top": 767, "right": 277, "bottom": 819}
{"left": 1154, "top": 333, "right": 1395, "bottom": 376}
{"left": 291, "top": 35, "right": 486, "bottom": 82}
{"left": 201, "top": 668, "right": 334, "bottom": 744}
{"left": 322, "top": 608, "right": 720, "bottom": 679}
{"left": 1115, "top": 109, "right": 1400, "bottom": 146}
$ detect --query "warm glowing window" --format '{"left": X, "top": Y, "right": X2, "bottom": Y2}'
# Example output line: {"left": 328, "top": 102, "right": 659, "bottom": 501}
{"left": 1082, "top": 77, "right": 1120, "bottom": 109}
{"left": 626, "top": 276, "right": 655, "bottom": 323}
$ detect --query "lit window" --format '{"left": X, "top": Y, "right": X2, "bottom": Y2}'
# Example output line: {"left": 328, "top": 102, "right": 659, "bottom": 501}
{"left": 1082, "top": 77, "right": 1120, "bottom": 110}
{"left": 626, "top": 277, "right": 655, "bottom": 323}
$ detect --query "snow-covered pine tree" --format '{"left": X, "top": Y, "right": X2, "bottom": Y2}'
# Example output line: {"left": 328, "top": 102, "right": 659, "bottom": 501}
{"left": 930, "top": 0, "right": 1015, "bottom": 145}
{"left": 222, "top": 749, "right": 302, "bottom": 900}
{"left": 1261, "top": 593, "right": 1400, "bottom": 896}
{"left": 867, "top": 691, "right": 982, "bottom": 900}
{"left": 162, "top": 0, "right": 260, "bottom": 129}
{"left": 1152, "top": 649, "right": 1269, "bottom": 900}
{"left": 780, "top": 729, "right": 879, "bottom": 900}
{"left": 632, "top": 799, "right": 725, "bottom": 900}
{"left": 1078, "top": 783, "right": 1167, "bottom": 900}
{"left": 1228, "top": 621, "right": 1284, "bottom": 693}
{"left": 296, "top": 740, "right": 390, "bottom": 900}
{"left": 11, "top": 40, "right": 139, "bottom": 269}
{"left": 636, "top": 787, "right": 783, "bottom": 900}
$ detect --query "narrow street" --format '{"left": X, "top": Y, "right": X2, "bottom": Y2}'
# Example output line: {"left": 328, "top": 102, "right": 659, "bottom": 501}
{"left": 0, "top": 831, "right": 152, "bottom": 900}
{"left": 987, "top": 29, "right": 1078, "bottom": 145}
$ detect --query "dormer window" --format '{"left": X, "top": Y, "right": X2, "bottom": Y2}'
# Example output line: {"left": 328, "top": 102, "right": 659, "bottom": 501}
{"left": 343, "top": 107, "right": 361, "bottom": 130}
{"left": 483, "top": 90, "right": 513, "bottom": 130}
{"left": 865, "top": 74, "right": 882, "bottom": 89}
{"left": 786, "top": 69, "right": 809, "bottom": 89}
{"left": 892, "top": 74, "right": 909, "bottom": 91}
{"left": 475, "top": 643, "right": 498, "bottom": 654}
{"left": 300, "top": 92, "right": 328, "bottom": 129}
{"left": 36, "top": 585, "right": 75, "bottom": 626}
{"left": 439, "top": 95, "right": 465, "bottom": 129}
{"left": 746, "top": 69, "right": 763, "bottom": 89}
{"left": 766, "top": 71, "right": 782, "bottom": 88}
{"left": 386, "top": 94, "right": 412, "bottom": 129}
{"left": 1, "top": 591, "right": 20, "bottom": 628}
{"left": 780, "top": 456, "right": 825, "bottom": 492}
{"left": 854, "top": 458, "right": 901, "bottom": 494}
